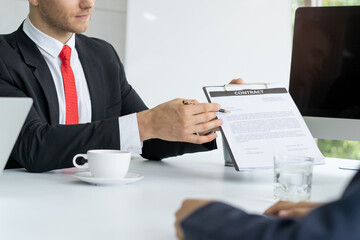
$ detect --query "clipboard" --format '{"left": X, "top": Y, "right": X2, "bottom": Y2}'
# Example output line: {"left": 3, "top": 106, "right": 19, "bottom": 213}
{"left": 203, "top": 83, "right": 324, "bottom": 171}
{"left": 203, "top": 83, "right": 271, "bottom": 171}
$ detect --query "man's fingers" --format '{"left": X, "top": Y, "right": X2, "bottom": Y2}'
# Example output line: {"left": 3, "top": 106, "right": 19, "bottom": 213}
{"left": 229, "top": 78, "right": 244, "bottom": 84}
{"left": 186, "top": 103, "right": 221, "bottom": 115}
{"left": 190, "top": 112, "right": 220, "bottom": 125}
{"left": 278, "top": 208, "right": 313, "bottom": 218}
{"left": 190, "top": 119, "right": 223, "bottom": 135}
{"left": 264, "top": 201, "right": 324, "bottom": 216}
{"left": 212, "top": 127, "right": 220, "bottom": 132}
{"left": 184, "top": 132, "right": 218, "bottom": 144}
{"left": 265, "top": 201, "right": 307, "bottom": 215}
{"left": 187, "top": 99, "right": 200, "bottom": 105}
{"left": 264, "top": 201, "right": 294, "bottom": 215}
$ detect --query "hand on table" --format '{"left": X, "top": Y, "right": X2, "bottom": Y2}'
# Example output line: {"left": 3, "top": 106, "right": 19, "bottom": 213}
{"left": 175, "top": 199, "right": 213, "bottom": 240}
{"left": 264, "top": 200, "right": 325, "bottom": 218}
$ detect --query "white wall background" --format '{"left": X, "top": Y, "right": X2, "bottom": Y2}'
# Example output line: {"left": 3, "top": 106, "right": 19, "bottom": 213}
{"left": 0, "top": 0, "right": 127, "bottom": 60}
{"left": 0, "top": 0, "right": 29, "bottom": 34}
{"left": 85, "top": 0, "right": 127, "bottom": 61}
{"left": 125, "top": 0, "right": 293, "bottom": 108}
{"left": 1, "top": 0, "right": 293, "bottom": 109}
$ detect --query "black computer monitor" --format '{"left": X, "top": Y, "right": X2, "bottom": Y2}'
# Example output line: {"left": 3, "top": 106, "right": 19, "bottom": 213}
{"left": 289, "top": 6, "right": 360, "bottom": 141}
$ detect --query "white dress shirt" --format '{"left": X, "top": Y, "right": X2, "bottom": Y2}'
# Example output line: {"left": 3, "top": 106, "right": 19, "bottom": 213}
{"left": 23, "top": 17, "right": 142, "bottom": 154}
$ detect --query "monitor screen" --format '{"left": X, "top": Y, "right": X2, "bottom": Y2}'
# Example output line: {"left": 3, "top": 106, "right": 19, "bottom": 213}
{"left": 289, "top": 6, "right": 360, "bottom": 141}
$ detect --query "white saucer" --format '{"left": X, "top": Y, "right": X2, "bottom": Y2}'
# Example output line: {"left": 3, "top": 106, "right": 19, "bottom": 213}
{"left": 72, "top": 171, "right": 144, "bottom": 185}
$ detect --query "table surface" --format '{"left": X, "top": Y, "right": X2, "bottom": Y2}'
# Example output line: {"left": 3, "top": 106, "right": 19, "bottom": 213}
{"left": 0, "top": 149, "right": 358, "bottom": 240}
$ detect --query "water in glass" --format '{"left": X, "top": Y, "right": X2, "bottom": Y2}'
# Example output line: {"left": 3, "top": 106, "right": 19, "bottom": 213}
{"left": 274, "top": 158, "right": 313, "bottom": 202}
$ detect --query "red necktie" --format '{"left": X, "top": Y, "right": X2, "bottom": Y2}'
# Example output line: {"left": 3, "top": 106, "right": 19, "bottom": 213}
{"left": 59, "top": 45, "right": 79, "bottom": 124}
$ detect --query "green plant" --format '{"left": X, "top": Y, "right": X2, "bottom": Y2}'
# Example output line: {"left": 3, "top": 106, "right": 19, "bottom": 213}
{"left": 322, "top": 0, "right": 360, "bottom": 6}
{"left": 318, "top": 139, "right": 360, "bottom": 160}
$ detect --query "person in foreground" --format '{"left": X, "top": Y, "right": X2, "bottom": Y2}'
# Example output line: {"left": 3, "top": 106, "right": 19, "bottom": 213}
{"left": 0, "top": 0, "right": 242, "bottom": 172}
{"left": 175, "top": 169, "right": 360, "bottom": 240}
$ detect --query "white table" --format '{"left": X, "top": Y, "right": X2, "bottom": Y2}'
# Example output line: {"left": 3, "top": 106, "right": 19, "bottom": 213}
{"left": 0, "top": 149, "right": 358, "bottom": 240}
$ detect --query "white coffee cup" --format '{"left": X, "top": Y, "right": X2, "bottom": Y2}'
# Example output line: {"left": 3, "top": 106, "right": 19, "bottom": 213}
{"left": 73, "top": 149, "right": 131, "bottom": 179}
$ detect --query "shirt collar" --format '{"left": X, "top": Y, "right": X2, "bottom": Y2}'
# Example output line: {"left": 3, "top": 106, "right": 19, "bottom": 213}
{"left": 23, "top": 17, "right": 76, "bottom": 59}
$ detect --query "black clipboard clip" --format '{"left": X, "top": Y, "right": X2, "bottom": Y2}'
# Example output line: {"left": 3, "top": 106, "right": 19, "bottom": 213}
{"left": 223, "top": 82, "right": 270, "bottom": 92}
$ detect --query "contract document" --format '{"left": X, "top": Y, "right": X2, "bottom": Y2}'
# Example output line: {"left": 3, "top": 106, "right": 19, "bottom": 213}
{"left": 203, "top": 83, "right": 324, "bottom": 171}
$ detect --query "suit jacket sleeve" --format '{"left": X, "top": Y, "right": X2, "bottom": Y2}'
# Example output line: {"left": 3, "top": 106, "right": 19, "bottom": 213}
{"left": 182, "top": 171, "right": 360, "bottom": 240}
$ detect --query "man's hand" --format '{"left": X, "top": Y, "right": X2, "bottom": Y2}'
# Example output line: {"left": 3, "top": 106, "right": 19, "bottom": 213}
{"left": 264, "top": 200, "right": 324, "bottom": 218}
{"left": 137, "top": 78, "right": 244, "bottom": 144}
{"left": 137, "top": 98, "right": 222, "bottom": 144}
{"left": 175, "top": 199, "right": 213, "bottom": 240}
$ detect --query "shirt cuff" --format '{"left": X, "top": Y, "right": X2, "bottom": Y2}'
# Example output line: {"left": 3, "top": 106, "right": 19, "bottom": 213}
{"left": 118, "top": 113, "right": 142, "bottom": 154}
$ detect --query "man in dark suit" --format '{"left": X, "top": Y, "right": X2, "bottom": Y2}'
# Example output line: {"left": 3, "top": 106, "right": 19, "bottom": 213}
{"left": 0, "top": 0, "right": 225, "bottom": 172}
{"left": 175, "top": 170, "right": 360, "bottom": 240}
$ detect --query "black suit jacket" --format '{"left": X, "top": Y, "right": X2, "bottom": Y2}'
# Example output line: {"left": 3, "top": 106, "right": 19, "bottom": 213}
{"left": 182, "top": 170, "right": 360, "bottom": 240}
{"left": 0, "top": 25, "right": 215, "bottom": 173}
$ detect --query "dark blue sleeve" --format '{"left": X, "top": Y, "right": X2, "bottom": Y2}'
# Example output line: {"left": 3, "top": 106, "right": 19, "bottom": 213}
{"left": 182, "top": 181, "right": 360, "bottom": 240}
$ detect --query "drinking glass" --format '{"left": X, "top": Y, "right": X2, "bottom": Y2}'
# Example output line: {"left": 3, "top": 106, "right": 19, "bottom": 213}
{"left": 273, "top": 155, "right": 314, "bottom": 202}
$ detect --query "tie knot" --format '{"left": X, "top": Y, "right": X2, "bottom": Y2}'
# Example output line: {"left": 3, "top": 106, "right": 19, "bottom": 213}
{"left": 59, "top": 45, "right": 72, "bottom": 62}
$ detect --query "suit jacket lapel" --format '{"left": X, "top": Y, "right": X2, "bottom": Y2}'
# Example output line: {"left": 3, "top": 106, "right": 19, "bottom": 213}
{"left": 15, "top": 26, "right": 59, "bottom": 124}
{"left": 15, "top": 27, "right": 106, "bottom": 123}
{"left": 75, "top": 35, "right": 105, "bottom": 121}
